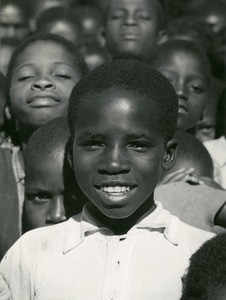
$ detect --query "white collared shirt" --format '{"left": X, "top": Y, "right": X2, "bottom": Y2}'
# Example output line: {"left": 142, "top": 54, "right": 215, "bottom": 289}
{"left": 0, "top": 202, "right": 214, "bottom": 300}
{"left": 204, "top": 136, "right": 226, "bottom": 188}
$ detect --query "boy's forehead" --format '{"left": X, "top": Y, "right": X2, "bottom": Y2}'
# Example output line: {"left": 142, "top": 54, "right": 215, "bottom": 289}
{"left": 110, "top": 0, "right": 160, "bottom": 10}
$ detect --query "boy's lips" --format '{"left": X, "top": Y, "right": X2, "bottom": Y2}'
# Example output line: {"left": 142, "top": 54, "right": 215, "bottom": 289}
{"left": 178, "top": 104, "right": 188, "bottom": 115}
{"left": 27, "top": 94, "right": 61, "bottom": 107}
{"left": 94, "top": 182, "right": 137, "bottom": 204}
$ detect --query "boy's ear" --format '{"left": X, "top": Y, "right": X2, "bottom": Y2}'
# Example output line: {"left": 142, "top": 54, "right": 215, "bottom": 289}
{"left": 67, "top": 143, "right": 74, "bottom": 170}
{"left": 5, "top": 106, "right": 12, "bottom": 121}
{"left": 162, "top": 138, "right": 178, "bottom": 171}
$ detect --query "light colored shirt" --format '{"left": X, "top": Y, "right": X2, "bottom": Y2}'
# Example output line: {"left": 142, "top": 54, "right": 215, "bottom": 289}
{"left": 204, "top": 136, "right": 226, "bottom": 188}
{"left": 0, "top": 202, "right": 214, "bottom": 300}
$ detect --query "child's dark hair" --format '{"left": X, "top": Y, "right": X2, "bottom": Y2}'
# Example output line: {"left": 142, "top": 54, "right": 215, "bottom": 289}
{"left": 68, "top": 59, "right": 178, "bottom": 141}
{"left": 154, "top": 40, "right": 211, "bottom": 83}
{"left": 174, "top": 131, "right": 214, "bottom": 178}
{"left": 36, "top": 6, "right": 81, "bottom": 32}
{"left": 181, "top": 233, "right": 226, "bottom": 300}
{"left": 5, "top": 32, "right": 88, "bottom": 105}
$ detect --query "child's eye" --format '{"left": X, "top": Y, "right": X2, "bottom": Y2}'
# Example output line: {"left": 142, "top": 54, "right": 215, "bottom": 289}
{"left": 18, "top": 75, "right": 34, "bottom": 81}
{"left": 26, "top": 193, "right": 51, "bottom": 204}
{"left": 55, "top": 74, "right": 71, "bottom": 79}
{"left": 110, "top": 11, "right": 124, "bottom": 19}
{"left": 190, "top": 85, "right": 204, "bottom": 93}
{"left": 128, "top": 142, "right": 150, "bottom": 152}
{"left": 81, "top": 140, "right": 104, "bottom": 150}
{"left": 137, "top": 13, "right": 151, "bottom": 20}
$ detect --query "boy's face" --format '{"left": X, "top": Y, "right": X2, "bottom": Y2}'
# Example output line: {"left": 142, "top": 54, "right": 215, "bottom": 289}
{"left": 10, "top": 41, "right": 82, "bottom": 129}
{"left": 72, "top": 89, "right": 176, "bottom": 219}
{"left": 106, "top": 0, "right": 162, "bottom": 59}
{"left": 0, "top": 3, "right": 29, "bottom": 40}
{"left": 25, "top": 153, "right": 66, "bottom": 229}
{"left": 155, "top": 48, "right": 210, "bottom": 130}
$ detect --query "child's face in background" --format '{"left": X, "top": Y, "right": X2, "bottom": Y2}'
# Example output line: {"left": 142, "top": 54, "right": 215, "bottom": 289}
{"left": 25, "top": 153, "right": 66, "bottom": 229}
{"left": 0, "top": 3, "right": 29, "bottom": 40}
{"left": 155, "top": 48, "right": 210, "bottom": 130}
{"left": 106, "top": 0, "right": 162, "bottom": 59}
{"left": 72, "top": 89, "right": 176, "bottom": 220}
{"left": 10, "top": 41, "right": 82, "bottom": 129}
{"left": 0, "top": 44, "right": 16, "bottom": 76}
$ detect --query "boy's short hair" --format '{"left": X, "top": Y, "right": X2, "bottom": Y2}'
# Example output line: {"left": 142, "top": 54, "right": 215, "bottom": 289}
{"left": 68, "top": 59, "right": 178, "bottom": 141}
{"left": 5, "top": 32, "right": 88, "bottom": 105}
{"left": 181, "top": 233, "right": 226, "bottom": 299}
{"left": 25, "top": 117, "right": 70, "bottom": 170}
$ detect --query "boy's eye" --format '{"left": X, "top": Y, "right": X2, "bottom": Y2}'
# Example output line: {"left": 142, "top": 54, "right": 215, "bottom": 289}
{"left": 55, "top": 74, "right": 72, "bottom": 79}
{"left": 110, "top": 10, "right": 124, "bottom": 19}
{"left": 190, "top": 85, "right": 204, "bottom": 93}
{"left": 128, "top": 142, "right": 150, "bottom": 152}
{"left": 26, "top": 193, "right": 51, "bottom": 204}
{"left": 18, "top": 75, "right": 34, "bottom": 81}
{"left": 81, "top": 140, "right": 104, "bottom": 150}
{"left": 137, "top": 13, "right": 151, "bottom": 20}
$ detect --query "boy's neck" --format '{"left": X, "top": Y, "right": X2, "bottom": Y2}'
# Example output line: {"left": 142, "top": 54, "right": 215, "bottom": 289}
{"left": 89, "top": 196, "right": 156, "bottom": 235}
{"left": 18, "top": 123, "right": 38, "bottom": 147}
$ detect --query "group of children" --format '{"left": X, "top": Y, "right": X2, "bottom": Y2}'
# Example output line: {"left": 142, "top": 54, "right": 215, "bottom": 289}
{"left": 0, "top": 0, "right": 226, "bottom": 299}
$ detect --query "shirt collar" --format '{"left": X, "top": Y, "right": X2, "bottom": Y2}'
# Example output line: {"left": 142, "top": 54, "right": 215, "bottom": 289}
{"left": 62, "top": 201, "right": 179, "bottom": 254}
{"left": 205, "top": 136, "right": 226, "bottom": 167}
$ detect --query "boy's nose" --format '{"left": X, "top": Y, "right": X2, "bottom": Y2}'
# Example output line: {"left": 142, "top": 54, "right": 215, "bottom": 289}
{"left": 123, "top": 12, "right": 137, "bottom": 26}
{"left": 98, "top": 147, "right": 130, "bottom": 175}
{"left": 46, "top": 196, "right": 66, "bottom": 224}
{"left": 31, "top": 77, "right": 55, "bottom": 91}
{"left": 174, "top": 82, "right": 188, "bottom": 100}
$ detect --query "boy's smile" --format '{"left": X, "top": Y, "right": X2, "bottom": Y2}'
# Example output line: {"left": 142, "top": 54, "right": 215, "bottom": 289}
{"left": 72, "top": 88, "right": 176, "bottom": 222}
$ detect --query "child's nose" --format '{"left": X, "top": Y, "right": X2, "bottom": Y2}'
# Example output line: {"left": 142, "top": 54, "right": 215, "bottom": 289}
{"left": 46, "top": 196, "right": 66, "bottom": 224}
{"left": 98, "top": 146, "right": 130, "bottom": 175}
{"left": 174, "top": 81, "right": 188, "bottom": 100}
{"left": 123, "top": 12, "right": 137, "bottom": 26}
{"left": 31, "top": 77, "right": 55, "bottom": 91}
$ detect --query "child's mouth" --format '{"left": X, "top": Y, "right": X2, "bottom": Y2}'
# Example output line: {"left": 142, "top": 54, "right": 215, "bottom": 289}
{"left": 95, "top": 185, "right": 137, "bottom": 203}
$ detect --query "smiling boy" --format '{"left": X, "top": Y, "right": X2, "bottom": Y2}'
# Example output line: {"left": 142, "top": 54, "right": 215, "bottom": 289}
{"left": 0, "top": 61, "right": 214, "bottom": 299}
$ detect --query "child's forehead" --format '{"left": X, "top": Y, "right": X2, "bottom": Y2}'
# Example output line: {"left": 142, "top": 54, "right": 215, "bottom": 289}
{"left": 110, "top": 0, "right": 159, "bottom": 10}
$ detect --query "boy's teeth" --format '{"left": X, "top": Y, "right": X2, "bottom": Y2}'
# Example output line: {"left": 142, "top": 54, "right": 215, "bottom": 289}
{"left": 101, "top": 186, "right": 130, "bottom": 193}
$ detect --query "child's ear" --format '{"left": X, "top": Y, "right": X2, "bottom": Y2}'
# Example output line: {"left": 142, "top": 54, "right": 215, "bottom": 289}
{"left": 5, "top": 106, "right": 12, "bottom": 121}
{"left": 162, "top": 138, "right": 178, "bottom": 171}
{"left": 67, "top": 141, "right": 74, "bottom": 170}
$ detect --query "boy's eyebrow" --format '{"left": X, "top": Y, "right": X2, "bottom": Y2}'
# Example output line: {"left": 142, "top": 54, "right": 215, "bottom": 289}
{"left": 14, "top": 62, "right": 75, "bottom": 73}
{"left": 76, "top": 131, "right": 105, "bottom": 140}
{"left": 25, "top": 187, "right": 49, "bottom": 194}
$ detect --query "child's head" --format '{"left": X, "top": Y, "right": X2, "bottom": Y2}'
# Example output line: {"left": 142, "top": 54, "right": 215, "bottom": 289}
{"left": 161, "top": 131, "right": 214, "bottom": 182}
{"left": 68, "top": 60, "right": 178, "bottom": 225}
{"left": 0, "top": 0, "right": 30, "bottom": 40}
{"left": 72, "top": 5, "right": 105, "bottom": 46}
{"left": 105, "top": 0, "right": 165, "bottom": 60}
{"left": 36, "top": 6, "right": 81, "bottom": 44}
{"left": 154, "top": 40, "right": 211, "bottom": 131}
{"left": 24, "top": 117, "right": 84, "bottom": 230}
{"left": 80, "top": 40, "right": 110, "bottom": 70}
{"left": 6, "top": 33, "right": 88, "bottom": 142}
{"left": 0, "top": 37, "right": 19, "bottom": 76}
{"left": 181, "top": 233, "right": 226, "bottom": 300}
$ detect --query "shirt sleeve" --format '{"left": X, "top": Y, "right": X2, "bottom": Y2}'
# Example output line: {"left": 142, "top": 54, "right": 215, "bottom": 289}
{"left": 0, "top": 238, "right": 32, "bottom": 300}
